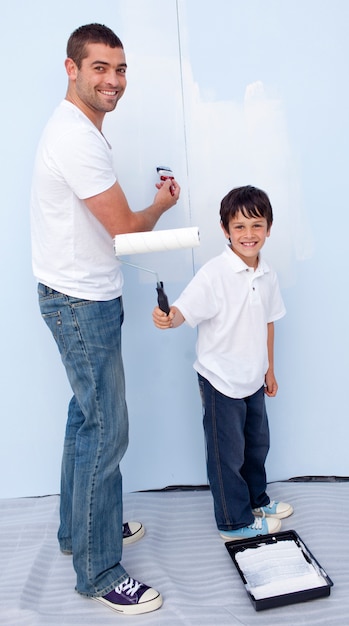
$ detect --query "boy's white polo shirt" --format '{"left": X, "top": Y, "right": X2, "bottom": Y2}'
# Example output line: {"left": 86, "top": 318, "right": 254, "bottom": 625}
{"left": 172, "top": 245, "right": 286, "bottom": 399}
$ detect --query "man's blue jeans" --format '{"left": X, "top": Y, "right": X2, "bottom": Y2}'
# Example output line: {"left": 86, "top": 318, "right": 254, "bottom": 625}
{"left": 198, "top": 374, "right": 270, "bottom": 531}
{"left": 38, "top": 284, "right": 129, "bottom": 596}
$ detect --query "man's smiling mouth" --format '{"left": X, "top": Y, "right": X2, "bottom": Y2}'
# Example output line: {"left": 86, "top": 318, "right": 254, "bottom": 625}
{"left": 99, "top": 90, "right": 118, "bottom": 96}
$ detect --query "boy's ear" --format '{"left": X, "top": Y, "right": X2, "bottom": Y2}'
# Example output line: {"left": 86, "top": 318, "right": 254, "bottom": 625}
{"left": 220, "top": 221, "right": 230, "bottom": 240}
{"left": 266, "top": 224, "right": 272, "bottom": 238}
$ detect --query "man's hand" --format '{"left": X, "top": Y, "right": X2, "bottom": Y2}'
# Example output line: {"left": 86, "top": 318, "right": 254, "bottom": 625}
{"left": 155, "top": 178, "right": 180, "bottom": 206}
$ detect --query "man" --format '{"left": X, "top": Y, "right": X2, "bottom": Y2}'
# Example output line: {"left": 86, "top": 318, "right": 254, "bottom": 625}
{"left": 31, "top": 23, "right": 180, "bottom": 615}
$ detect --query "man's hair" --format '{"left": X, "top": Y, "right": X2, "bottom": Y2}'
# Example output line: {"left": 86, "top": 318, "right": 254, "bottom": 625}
{"left": 67, "top": 23, "right": 123, "bottom": 69}
{"left": 220, "top": 185, "right": 273, "bottom": 231}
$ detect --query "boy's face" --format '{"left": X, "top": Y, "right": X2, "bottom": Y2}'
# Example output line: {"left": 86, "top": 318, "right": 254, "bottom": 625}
{"left": 221, "top": 210, "right": 271, "bottom": 268}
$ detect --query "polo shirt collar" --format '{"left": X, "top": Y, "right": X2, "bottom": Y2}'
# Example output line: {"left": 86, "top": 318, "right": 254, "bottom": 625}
{"left": 223, "top": 244, "right": 270, "bottom": 275}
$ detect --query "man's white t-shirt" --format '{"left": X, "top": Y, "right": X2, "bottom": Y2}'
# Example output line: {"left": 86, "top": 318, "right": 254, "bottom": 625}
{"left": 31, "top": 100, "right": 122, "bottom": 300}
{"left": 173, "top": 246, "right": 286, "bottom": 399}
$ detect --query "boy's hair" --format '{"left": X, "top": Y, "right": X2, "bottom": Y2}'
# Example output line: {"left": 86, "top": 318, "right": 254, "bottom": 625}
{"left": 67, "top": 23, "right": 123, "bottom": 69}
{"left": 220, "top": 185, "right": 273, "bottom": 231}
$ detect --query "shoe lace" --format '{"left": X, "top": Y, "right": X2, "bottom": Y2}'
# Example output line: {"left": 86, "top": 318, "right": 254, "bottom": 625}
{"left": 115, "top": 577, "right": 142, "bottom": 597}
{"left": 250, "top": 517, "right": 263, "bottom": 530}
{"left": 256, "top": 501, "right": 275, "bottom": 518}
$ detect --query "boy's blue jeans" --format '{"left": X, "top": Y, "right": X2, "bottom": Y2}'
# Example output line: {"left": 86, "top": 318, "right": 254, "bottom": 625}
{"left": 198, "top": 374, "right": 270, "bottom": 531}
{"left": 38, "top": 284, "right": 129, "bottom": 596}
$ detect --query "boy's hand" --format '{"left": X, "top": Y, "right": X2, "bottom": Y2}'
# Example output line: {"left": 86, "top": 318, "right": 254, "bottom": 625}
{"left": 264, "top": 369, "right": 278, "bottom": 397}
{"left": 152, "top": 306, "right": 175, "bottom": 329}
{"left": 152, "top": 305, "right": 185, "bottom": 329}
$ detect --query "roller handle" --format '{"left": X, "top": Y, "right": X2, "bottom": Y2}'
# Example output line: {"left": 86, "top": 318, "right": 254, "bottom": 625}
{"left": 156, "top": 282, "right": 170, "bottom": 315}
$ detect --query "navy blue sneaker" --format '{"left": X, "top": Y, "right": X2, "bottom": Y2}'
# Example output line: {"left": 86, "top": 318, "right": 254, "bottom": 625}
{"left": 61, "top": 521, "right": 144, "bottom": 555}
{"left": 94, "top": 577, "right": 162, "bottom": 615}
{"left": 122, "top": 521, "right": 145, "bottom": 545}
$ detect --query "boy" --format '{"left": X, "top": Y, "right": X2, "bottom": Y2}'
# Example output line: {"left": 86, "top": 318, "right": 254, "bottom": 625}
{"left": 152, "top": 185, "right": 292, "bottom": 540}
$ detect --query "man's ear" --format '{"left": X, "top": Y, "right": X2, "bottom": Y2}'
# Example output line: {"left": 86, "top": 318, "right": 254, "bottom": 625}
{"left": 65, "top": 58, "right": 78, "bottom": 80}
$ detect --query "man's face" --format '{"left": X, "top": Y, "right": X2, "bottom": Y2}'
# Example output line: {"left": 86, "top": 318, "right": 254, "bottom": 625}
{"left": 221, "top": 210, "right": 270, "bottom": 268}
{"left": 70, "top": 42, "right": 127, "bottom": 115}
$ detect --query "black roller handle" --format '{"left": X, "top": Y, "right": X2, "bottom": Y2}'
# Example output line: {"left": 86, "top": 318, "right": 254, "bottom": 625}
{"left": 156, "top": 281, "right": 170, "bottom": 315}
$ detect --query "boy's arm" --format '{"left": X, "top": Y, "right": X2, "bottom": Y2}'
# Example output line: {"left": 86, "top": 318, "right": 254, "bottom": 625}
{"left": 265, "top": 322, "right": 278, "bottom": 397}
{"left": 152, "top": 305, "right": 185, "bottom": 329}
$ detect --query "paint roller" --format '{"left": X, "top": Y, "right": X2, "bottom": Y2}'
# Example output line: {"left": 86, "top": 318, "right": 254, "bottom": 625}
{"left": 114, "top": 226, "right": 200, "bottom": 314}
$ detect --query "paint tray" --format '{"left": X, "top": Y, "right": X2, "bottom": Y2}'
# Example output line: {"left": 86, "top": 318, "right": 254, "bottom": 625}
{"left": 225, "top": 530, "right": 333, "bottom": 611}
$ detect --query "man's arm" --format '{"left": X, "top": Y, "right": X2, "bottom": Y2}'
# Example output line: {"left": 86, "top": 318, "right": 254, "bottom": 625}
{"left": 84, "top": 178, "right": 180, "bottom": 237}
{"left": 265, "top": 321, "right": 278, "bottom": 397}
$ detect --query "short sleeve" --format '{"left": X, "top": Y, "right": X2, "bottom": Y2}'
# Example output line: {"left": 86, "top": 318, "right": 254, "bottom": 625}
{"left": 50, "top": 126, "right": 116, "bottom": 199}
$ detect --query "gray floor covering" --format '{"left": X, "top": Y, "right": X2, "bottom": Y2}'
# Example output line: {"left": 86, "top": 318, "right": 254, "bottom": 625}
{"left": 0, "top": 481, "right": 348, "bottom": 625}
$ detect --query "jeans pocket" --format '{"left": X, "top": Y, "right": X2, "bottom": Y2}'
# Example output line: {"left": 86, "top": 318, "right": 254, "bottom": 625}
{"left": 41, "top": 309, "right": 66, "bottom": 353}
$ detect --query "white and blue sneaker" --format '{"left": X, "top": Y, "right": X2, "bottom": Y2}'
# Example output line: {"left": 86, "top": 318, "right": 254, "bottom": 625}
{"left": 220, "top": 516, "right": 281, "bottom": 541}
{"left": 253, "top": 500, "right": 293, "bottom": 519}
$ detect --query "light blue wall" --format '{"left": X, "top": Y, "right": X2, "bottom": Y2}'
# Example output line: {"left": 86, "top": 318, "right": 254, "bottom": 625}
{"left": 1, "top": 0, "right": 348, "bottom": 498}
